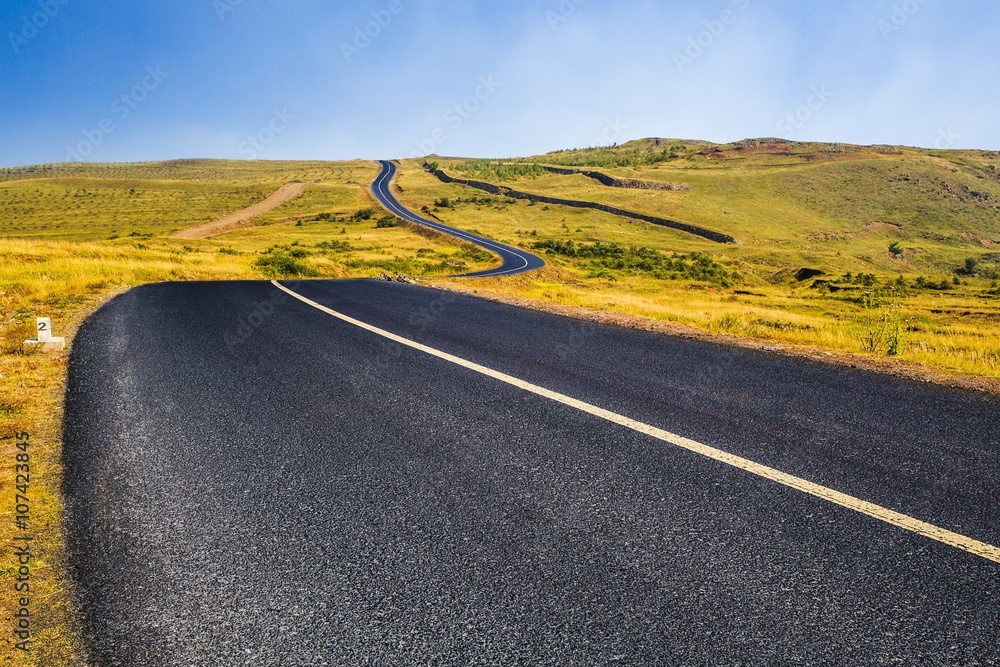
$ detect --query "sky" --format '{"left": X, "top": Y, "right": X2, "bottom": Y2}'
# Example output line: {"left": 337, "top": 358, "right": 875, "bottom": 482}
{"left": 1, "top": 0, "right": 998, "bottom": 166}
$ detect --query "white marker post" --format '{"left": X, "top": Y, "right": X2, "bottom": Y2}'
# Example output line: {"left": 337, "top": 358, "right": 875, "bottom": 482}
{"left": 24, "top": 317, "right": 66, "bottom": 351}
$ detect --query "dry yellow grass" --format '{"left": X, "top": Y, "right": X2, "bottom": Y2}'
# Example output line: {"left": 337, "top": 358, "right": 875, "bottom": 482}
{"left": 1, "top": 314, "right": 95, "bottom": 664}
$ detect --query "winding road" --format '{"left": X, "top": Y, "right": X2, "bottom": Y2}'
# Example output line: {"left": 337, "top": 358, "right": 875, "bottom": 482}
{"left": 63, "top": 278, "right": 1000, "bottom": 665}
{"left": 370, "top": 160, "right": 545, "bottom": 277}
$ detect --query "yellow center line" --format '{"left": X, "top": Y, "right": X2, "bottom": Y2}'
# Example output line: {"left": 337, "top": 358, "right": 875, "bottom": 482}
{"left": 273, "top": 280, "right": 1000, "bottom": 565}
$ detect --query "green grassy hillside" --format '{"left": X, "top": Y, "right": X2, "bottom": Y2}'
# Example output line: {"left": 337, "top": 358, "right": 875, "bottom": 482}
{"left": 390, "top": 140, "right": 1000, "bottom": 379}
{"left": 432, "top": 139, "right": 1000, "bottom": 277}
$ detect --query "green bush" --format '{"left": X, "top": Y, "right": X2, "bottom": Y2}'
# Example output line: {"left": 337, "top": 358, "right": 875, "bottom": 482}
{"left": 252, "top": 250, "right": 319, "bottom": 278}
{"left": 540, "top": 146, "right": 683, "bottom": 169}
{"left": 375, "top": 215, "right": 400, "bottom": 228}
{"left": 455, "top": 160, "right": 547, "bottom": 181}
{"left": 914, "top": 276, "right": 952, "bottom": 290}
{"left": 853, "top": 273, "right": 878, "bottom": 287}
{"left": 532, "top": 240, "right": 741, "bottom": 286}
{"left": 315, "top": 240, "right": 351, "bottom": 252}
{"left": 858, "top": 291, "right": 903, "bottom": 356}
{"left": 459, "top": 246, "right": 494, "bottom": 263}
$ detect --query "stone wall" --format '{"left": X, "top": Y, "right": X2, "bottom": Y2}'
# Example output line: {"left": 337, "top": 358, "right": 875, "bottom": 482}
{"left": 541, "top": 166, "right": 692, "bottom": 191}
{"left": 431, "top": 168, "right": 735, "bottom": 244}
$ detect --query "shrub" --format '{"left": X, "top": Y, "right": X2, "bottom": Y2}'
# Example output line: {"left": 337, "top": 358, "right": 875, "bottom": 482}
{"left": 857, "top": 291, "right": 903, "bottom": 356}
{"left": 852, "top": 273, "right": 878, "bottom": 287}
{"left": 316, "top": 240, "right": 351, "bottom": 251}
{"left": 252, "top": 250, "right": 319, "bottom": 278}
{"left": 455, "top": 160, "right": 546, "bottom": 181}
{"left": 375, "top": 215, "right": 400, "bottom": 228}
{"left": 532, "top": 240, "right": 741, "bottom": 286}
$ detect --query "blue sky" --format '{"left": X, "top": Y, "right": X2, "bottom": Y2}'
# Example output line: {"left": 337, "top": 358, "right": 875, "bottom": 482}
{"left": 2, "top": 0, "right": 998, "bottom": 166}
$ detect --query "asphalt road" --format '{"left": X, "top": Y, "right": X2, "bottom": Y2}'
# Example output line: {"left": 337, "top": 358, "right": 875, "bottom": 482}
{"left": 63, "top": 279, "right": 1000, "bottom": 665}
{"left": 370, "top": 160, "right": 546, "bottom": 277}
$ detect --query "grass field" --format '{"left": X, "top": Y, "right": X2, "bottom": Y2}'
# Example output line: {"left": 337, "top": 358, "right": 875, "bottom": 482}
{"left": 1, "top": 142, "right": 1000, "bottom": 660}
{"left": 0, "top": 159, "right": 384, "bottom": 241}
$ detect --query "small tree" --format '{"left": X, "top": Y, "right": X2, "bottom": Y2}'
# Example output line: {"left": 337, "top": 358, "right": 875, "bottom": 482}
{"left": 964, "top": 256, "right": 979, "bottom": 275}
{"left": 888, "top": 241, "right": 904, "bottom": 257}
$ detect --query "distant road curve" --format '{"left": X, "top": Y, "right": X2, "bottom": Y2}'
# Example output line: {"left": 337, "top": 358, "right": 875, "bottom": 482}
{"left": 371, "top": 160, "right": 545, "bottom": 277}
{"left": 170, "top": 181, "right": 307, "bottom": 239}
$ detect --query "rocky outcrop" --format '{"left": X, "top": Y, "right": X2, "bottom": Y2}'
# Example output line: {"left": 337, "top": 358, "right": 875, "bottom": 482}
{"left": 374, "top": 272, "right": 415, "bottom": 283}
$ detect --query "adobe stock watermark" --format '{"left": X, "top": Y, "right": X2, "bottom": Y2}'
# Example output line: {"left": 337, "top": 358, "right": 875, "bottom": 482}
{"left": 546, "top": 0, "right": 586, "bottom": 30}
{"left": 878, "top": 0, "right": 930, "bottom": 40}
{"left": 776, "top": 85, "right": 833, "bottom": 140}
{"left": 407, "top": 289, "right": 460, "bottom": 334}
{"left": 214, "top": 0, "right": 245, "bottom": 21}
{"left": 933, "top": 126, "right": 959, "bottom": 150}
{"left": 364, "top": 288, "right": 461, "bottom": 374}
{"left": 65, "top": 66, "right": 169, "bottom": 162}
{"left": 555, "top": 320, "right": 596, "bottom": 362}
{"left": 238, "top": 108, "right": 295, "bottom": 159}
{"left": 673, "top": 0, "right": 751, "bottom": 73}
{"left": 341, "top": 0, "right": 403, "bottom": 62}
{"left": 411, "top": 76, "right": 502, "bottom": 157}
{"left": 224, "top": 290, "right": 290, "bottom": 349}
{"left": 8, "top": 0, "right": 70, "bottom": 55}
{"left": 590, "top": 117, "right": 628, "bottom": 147}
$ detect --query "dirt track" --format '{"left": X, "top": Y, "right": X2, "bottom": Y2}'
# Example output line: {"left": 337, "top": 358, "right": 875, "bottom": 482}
{"left": 170, "top": 182, "right": 307, "bottom": 239}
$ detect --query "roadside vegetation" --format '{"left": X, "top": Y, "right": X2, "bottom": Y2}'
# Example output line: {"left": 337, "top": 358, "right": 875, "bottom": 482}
{"left": 532, "top": 240, "right": 742, "bottom": 286}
